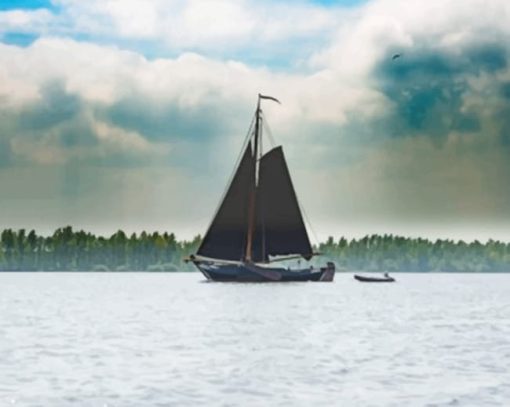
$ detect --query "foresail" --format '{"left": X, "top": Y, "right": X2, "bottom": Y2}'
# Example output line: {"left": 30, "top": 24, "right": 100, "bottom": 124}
{"left": 252, "top": 146, "right": 313, "bottom": 262}
{"left": 197, "top": 144, "right": 254, "bottom": 261}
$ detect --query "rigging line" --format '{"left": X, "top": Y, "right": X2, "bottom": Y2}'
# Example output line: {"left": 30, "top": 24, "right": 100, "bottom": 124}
{"left": 198, "top": 112, "right": 256, "bottom": 244}
{"left": 298, "top": 195, "right": 321, "bottom": 250}
{"left": 261, "top": 111, "right": 277, "bottom": 148}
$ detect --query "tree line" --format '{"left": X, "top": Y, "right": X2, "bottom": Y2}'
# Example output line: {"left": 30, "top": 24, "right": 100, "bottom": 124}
{"left": 318, "top": 235, "right": 510, "bottom": 272}
{"left": 1, "top": 227, "right": 510, "bottom": 272}
{"left": 0, "top": 227, "right": 200, "bottom": 272}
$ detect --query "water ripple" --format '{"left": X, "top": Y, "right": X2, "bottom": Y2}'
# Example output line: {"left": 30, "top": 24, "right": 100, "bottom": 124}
{"left": 0, "top": 273, "right": 509, "bottom": 406}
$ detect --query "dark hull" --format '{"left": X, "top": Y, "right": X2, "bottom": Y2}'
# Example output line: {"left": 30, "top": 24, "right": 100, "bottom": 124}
{"left": 354, "top": 274, "right": 395, "bottom": 283}
{"left": 194, "top": 261, "right": 335, "bottom": 282}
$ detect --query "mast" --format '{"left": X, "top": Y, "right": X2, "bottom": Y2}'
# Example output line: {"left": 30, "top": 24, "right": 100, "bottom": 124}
{"left": 244, "top": 96, "right": 261, "bottom": 262}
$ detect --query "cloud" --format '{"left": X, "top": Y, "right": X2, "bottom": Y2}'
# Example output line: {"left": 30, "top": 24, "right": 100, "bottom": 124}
{"left": 285, "top": 0, "right": 510, "bottom": 241}
{"left": 53, "top": 0, "right": 335, "bottom": 44}
{"left": 2, "top": 0, "right": 510, "bottom": 240}
{"left": 373, "top": 47, "right": 508, "bottom": 141}
{"left": 0, "top": 78, "right": 169, "bottom": 166}
{"left": 0, "top": 36, "right": 384, "bottom": 167}
{"left": 0, "top": 8, "right": 53, "bottom": 33}
{"left": 2, "top": 0, "right": 346, "bottom": 67}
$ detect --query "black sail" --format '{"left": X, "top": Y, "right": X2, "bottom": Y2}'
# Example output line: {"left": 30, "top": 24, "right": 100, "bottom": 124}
{"left": 197, "top": 144, "right": 254, "bottom": 261}
{"left": 252, "top": 146, "right": 313, "bottom": 262}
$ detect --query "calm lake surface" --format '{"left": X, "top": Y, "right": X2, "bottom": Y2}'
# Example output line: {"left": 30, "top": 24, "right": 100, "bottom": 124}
{"left": 1, "top": 273, "right": 509, "bottom": 406}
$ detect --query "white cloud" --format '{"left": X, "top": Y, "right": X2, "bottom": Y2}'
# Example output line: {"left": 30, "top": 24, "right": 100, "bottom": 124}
{"left": 27, "top": 0, "right": 341, "bottom": 58}
{"left": 0, "top": 35, "right": 384, "bottom": 142}
{"left": 0, "top": 9, "right": 53, "bottom": 34}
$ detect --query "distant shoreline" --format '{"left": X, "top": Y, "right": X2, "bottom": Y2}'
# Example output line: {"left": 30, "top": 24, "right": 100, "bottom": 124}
{"left": 1, "top": 227, "right": 510, "bottom": 273}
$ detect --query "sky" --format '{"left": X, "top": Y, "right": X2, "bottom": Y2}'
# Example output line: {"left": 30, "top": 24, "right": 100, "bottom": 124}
{"left": 1, "top": 0, "right": 510, "bottom": 242}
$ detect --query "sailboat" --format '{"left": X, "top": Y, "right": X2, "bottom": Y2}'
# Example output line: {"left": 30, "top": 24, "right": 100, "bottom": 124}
{"left": 187, "top": 94, "right": 336, "bottom": 282}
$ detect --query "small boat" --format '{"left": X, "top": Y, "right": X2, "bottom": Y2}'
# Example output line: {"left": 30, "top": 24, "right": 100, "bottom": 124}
{"left": 354, "top": 274, "right": 395, "bottom": 283}
{"left": 187, "top": 94, "right": 335, "bottom": 282}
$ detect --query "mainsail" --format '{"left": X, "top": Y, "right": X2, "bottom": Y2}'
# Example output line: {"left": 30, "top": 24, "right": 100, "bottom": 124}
{"left": 197, "top": 144, "right": 254, "bottom": 261}
{"left": 252, "top": 146, "right": 313, "bottom": 262}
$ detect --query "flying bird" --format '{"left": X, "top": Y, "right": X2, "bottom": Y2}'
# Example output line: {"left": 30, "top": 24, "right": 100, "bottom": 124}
{"left": 392, "top": 53, "right": 403, "bottom": 61}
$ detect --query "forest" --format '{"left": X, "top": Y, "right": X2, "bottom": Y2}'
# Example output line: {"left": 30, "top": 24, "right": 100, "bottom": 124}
{"left": 1, "top": 227, "right": 510, "bottom": 272}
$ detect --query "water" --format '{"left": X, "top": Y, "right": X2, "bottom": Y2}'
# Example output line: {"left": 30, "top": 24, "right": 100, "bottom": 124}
{"left": 1, "top": 273, "right": 509, "bottom": 406}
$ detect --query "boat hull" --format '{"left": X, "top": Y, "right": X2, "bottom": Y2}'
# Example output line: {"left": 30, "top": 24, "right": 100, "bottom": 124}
{"left": 354, "top": 275, "right": 395, "bottom": 283}
{"left": 194, "top": 261, "right": 335, "bottom": 282}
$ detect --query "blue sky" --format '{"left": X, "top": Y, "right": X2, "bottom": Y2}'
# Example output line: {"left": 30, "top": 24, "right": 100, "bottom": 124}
{"left": 1, "top": 0, "right": 510, "bottom": 241}
{"left": 0, "top": 0, "right": 53, "bottom": 9}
